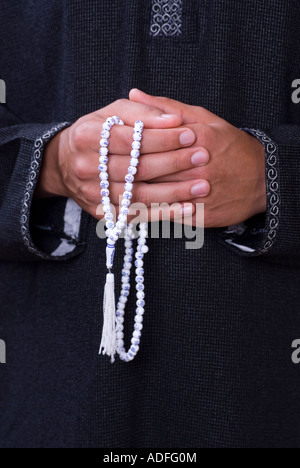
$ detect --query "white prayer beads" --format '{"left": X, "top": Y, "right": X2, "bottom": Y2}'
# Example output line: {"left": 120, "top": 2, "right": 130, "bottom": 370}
{"left": 99, "top": 117, "right": 148, "bottom": 363}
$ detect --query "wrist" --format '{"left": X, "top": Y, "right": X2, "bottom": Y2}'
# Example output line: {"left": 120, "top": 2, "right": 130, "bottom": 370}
{"left": 35, "top": 129, "right": 67, "bottom": 199}
{"left": 249, "top": 135, "right": 267, "bottom": 216}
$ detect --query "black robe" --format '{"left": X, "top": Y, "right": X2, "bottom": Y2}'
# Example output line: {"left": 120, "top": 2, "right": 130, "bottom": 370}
{"left": 0, "top": 0, "right": 300, "bottom": 448}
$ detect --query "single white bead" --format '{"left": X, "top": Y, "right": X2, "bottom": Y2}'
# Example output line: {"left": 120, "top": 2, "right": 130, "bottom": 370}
{"left": 116, "top": 331, "right": 124, "bottom": 339}
{"left": 117, "top": 339, "right": 124, "bottom": 348}
{"left": 103, "top": 122, "right": 112, "bottom": 131}
{"left": 118, "top": 303, "right": 125, "bottom": 310}
{"left": 101, "top": 189, "right": 109, "bottom": 197}
{"left": 135, "top": 252, "right": 144, "bottom": 260}
{"left": 124, "top": 182, "right": 133, "bottom": 192}
{"left": 101, "top": 130, "right": 110, "bottom": 139}
{"left": 99, "top": 164, "right": 108, "bottom": 172}
{"left": 136, "top": 307, "right": 145, "bottom": 315}
{"left": 132, "top": 140, "right": 141, "bottom": 150}
{"left": 100, "top": 182, "right": 108, "bottom": 189}
{"left": 130, "top": 158, "right": 139, "bottom": 167}
{"left": 135, "top": 268, "right": 144, "bottom": 276}
{"left": 116, "top": 321, "right": 124, "bottom": 331}
{"left": 100, "top": 139, "right": 109, "bottom": 147}
{"left": 106, "top": 221, "right": 115, "bottom": 230}
{"left": 120, "top": 207, "right": 129, "bottom": 215}
{"left": 121, "top": 277, "right": 130, "bottom": 283}
{"left": 132, "top": 345, "right": 140, "bottom": 353}
{"left": 124, "top": 262, "right": 132, "bottom": 270}
{"left": 100, "top": 172, "right": 109, "bottom": 181}
{"left": 120, "top": 297, "right": 127, "bottom": 304}
{"left": 118, "top": 214, "right": 127, "bottom": 224}
{"left": 137, "top": 291, "right": 145, "bottom": 300}
{"left": 122, "top": 199, "right": 131, "bottom": 208}
{"left": 125, "top": 241, "right": 132, "bottom": 248}
{"left": 135, "top": 260, "right": 144, "bottom": 268}
{"left": 117, "top": 316, "right": 124, "bottom": 324}
{"left": 133, "top": 330, "right": 141, "bottom": 338}
{"left": 103, "top": 205, "right": 112, "bottom": 213}
{"left": 131, "top": 337, "right": 140, "bottom": 345}
{"left": 105, "top": 212, "right": 114, "bottom": 221}
{"left": 135, "top": 120, "right": 144, "bottom": 129}
{"left": 134, "top": 323, "right": 143, "bottom": 331}
{"left": 109, "top": 231, "right": 119, "bottom": 242}
{"left": 135, "top": 315, "right": 143, "bottom": 324}
{"left": 124, "top": 255, "right": 132, "bottom": 263}
{"left": 139, "top": 230, "right": 147, "bottom": 238}
{"left": 123, "top": 269, "right": 130, "bottom": 276}
{"left": 137, "top": 238, "right": 146, "bottom": 245}
{"left": 124, "top": 190, "right": 133, "bottom": 200}
{"left": 133, "top": 133, "right": 142, "bottom": 141}
{"left": 99, "top": 156, "right": 108, "bottom": 164}
{"left": 102, "top": 196, "right": 110, "bottom": 205}
{"left": 141, "top": 245, "right": 149, "bottom": 254}
{"left": 116, "top": 221, "right": 125, "bottom": 231}
{"left": 107, "top": 117, "right": 115, "bottom": 125}
{"left": 131, "top": 150, "right": 140, "bottom": 158}
{"left": 100, "top": 147, "right": 109, "bottom": 156}
{"left": 128, "top": 167, "right": 137, "bottom": 175}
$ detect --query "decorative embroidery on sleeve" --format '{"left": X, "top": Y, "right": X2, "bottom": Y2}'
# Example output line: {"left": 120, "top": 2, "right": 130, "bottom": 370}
{"left": 21, "top": 122, "right": 70, "bottom": 258}
{"left": 222, "top": 129, "right": 280, "bottom": 256}
{"left": 245, "top": 129, "right": 280, "bottom": 254}
{"left": 150, "top": 0, "right": 183, "bottom": 37}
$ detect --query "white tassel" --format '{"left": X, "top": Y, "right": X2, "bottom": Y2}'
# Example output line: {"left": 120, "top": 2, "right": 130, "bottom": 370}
{"left": 99, "top": 273, "right": 117, "bottom": 363}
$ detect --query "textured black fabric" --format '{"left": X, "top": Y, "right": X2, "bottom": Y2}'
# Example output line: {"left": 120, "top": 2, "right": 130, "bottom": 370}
{"left": 0, "top": 0, "right": 300, "bottom": 448}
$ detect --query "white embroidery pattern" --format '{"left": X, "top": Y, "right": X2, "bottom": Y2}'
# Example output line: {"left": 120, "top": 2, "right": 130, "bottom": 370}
{"left": 150, "top": 0, "right": 183, "bottom": 37}
{"left": 21, "top": 122, "right": 69, "bottom": 258}
{"left": 246, "top": 129, "right": 280, "bottom": 254}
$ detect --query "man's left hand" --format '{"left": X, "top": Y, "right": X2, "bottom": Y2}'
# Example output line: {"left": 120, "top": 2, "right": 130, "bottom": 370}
{"left": 130, "top": 89, "right": 267, "bottom": 228}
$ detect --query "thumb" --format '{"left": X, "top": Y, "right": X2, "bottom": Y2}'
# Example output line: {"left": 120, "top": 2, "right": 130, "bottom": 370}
{"left": 129, "top": 89, "right": 219, "bottom": 125}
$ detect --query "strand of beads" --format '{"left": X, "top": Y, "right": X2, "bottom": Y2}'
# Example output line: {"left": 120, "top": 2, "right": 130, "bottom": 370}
{"left": 99, "top": 116, "right": 149, "bottom": 363}
{"left": 116, "top": 222, "right": 148, "bottom": 362}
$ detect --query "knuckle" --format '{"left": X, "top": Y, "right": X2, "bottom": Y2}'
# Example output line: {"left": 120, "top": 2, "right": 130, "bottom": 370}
{"left": 172, "top": 186, "right": 182, "bottom": 203}
{"left": 118, "top": 130, "right": 132, "bottom": 150}
{"left": 133, "top": 185, "right": 149, "bottom": 207}
{"left": 159, "top": 96, "right": 172, "bottom": 105}
{"left": 160, "top": 132, "right": 171, "bottom": 151}
{"left": 136, "top": 159, "right": 149, "bottom": 180}
{"left": 73, "top": 156, "right": 88, "bottom": 180}
{"left": 197, "top": 125, "right": 214, "bottom": 148}
{"left": 115, "top": 98, "right": 128, "bottom": 108}
{"left": 72, "top": 122, "right": 90, "bottom": 150}
{"left": 81, "top": 184, "right": 96, "bottom": 204}
{"left": 174, "top": 150, "right": 185, "bottom": 172}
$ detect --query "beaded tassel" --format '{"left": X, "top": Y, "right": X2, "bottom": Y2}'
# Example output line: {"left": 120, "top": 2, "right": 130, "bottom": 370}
{"left": 98, "top": 117, "right": 149, "bottom": 363}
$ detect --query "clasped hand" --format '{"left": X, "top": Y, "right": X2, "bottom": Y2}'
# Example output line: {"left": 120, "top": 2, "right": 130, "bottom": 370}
{"left": 37, "top": 89, "right": 267, "bottom": 227}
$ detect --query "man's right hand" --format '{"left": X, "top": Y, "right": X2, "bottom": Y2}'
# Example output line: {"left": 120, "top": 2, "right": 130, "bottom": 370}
{"left": 35, "top": 99, "right": 207, "bottom": 220}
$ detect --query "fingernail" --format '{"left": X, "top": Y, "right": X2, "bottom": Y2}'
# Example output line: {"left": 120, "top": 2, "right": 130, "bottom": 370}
{"left": 191, "top": 150, "right": 209, "bottom": 166}
{"left": 181, "top": 205, "right": 194, "bottom": 216}
{"left": 191, "top": 181, "right": 209, "bottom": 196}
{"left": 161, "top": 114, "right": 177, "bottom": 119}
{"left": 180, "top": 130, "right": 195, "bottom": 146}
